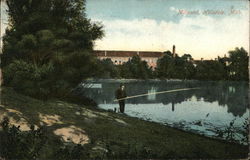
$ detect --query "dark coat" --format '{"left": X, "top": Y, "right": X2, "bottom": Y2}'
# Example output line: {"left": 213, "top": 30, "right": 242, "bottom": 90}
{"left": 115, "top": 88, "right": 127, "bottom": 100}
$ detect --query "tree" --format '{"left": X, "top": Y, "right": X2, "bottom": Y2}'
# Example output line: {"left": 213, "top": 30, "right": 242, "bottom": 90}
{"left": 155, "top": 54, "right": 173, "bottom": 78}
{"left": 3, "top": 0, "right": 103, "bottom": 64}
{"left": 155, "top": 53, "right": 195, "bottom": 79}
{"left": 228, "top": 47, "right": 249, "bottom": 81}
{"left": 195, "top": 60, "right": 226, "bottom": 80}
{"left": 119, "top": 55, "right": 152, "bottom": 79}
{"left": 95, "top": 58, "right": 120, "bottom": 78}
{"left": 2, "top": 0, "right": 104, "bottom": 98}
{"left": 118, "top": 63, "right": 133, "bottom": 78}
{"left": 218, "top": 56, "right": 230, "bottom": 80}
{"left": 181, "top": 54, "right": 196, "bottom": 79}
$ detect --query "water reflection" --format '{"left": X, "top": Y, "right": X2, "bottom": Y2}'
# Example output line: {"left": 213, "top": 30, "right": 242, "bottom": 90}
{"left": 80, "top": 80, "right": 248, "bottom": 117}
{"left": 147, "top": 87, "right": 156, "bottom": 100}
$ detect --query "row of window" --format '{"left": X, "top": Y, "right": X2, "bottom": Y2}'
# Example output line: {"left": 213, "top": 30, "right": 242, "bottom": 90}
{"left": 112, "top": 59, "right": 157, "bottom": 63}
{"left": 113, "top": 59, "right": 157, "bottom": 64}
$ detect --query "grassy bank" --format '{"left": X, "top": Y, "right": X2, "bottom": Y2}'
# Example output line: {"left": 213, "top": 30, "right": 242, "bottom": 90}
{"left": 0, "top": 87, "right": 248, "bottom": 159}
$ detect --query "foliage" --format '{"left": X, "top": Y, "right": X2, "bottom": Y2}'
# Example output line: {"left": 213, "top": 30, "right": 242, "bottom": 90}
{"left": 118, "top": 63, "right": 133, "bottom": 78}
{"left": 101, "top": 139, "right": 155, "bottom": 159}
{"left": 155, "top": 53, "right": 195, "bottom": 79}
{"left": 215, "top": 118, "right": 249, "bottom": 145}
{"left": 0, "top": 117, "right": 91, "bottom": 159}
{"left": 228, "top": 47, "right": 249, "bottom": 81}
{"left": 86, "top": 47, "right": 248, "bottom": 81}
{"left": 3, "top": 60, "right": 54, "bottom": 99}
{"left": 52, "top": 144, "right": 88, "bottom": 160}
{"left": 195, "top": 60, "right": 226, "bottom": 80}
{"left": 94, "top": 58, "right": 120, "bottom": 78}
{"left": 155, "top": 48, "right": 248, "bottom": 81}
{"left": 241, "top": 118, "right": 249, "bottom": 143}
{"left": 0, "top": 116, "right": 155, "bottom": 159}
{"left": 92, "top": 56, "right": 153, "bottom": 79}
{"left": 0, "top": 117, "right": 48, "bottom": 159}
{"left": 1, "top": 0, "right": 104, "bottom": 99}
{"left": 119, "top": 55, "right": 153, "bottom": 79}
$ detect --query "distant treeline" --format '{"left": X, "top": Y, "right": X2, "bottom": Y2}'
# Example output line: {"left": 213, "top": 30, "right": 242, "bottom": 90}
{"left": 1, "top": 0, "right": 249, "bottom": 100}
{"left": 95, "top": 47, "right": 249, "bottom": 81}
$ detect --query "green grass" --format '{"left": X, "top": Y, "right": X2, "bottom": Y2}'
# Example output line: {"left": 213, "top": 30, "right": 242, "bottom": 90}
{"left": 0, "top": 87, "right": 248, "bottom": 159}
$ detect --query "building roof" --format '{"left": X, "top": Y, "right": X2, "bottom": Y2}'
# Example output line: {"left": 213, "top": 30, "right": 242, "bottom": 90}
{"left": 93, "top": 50, "right": 164, "bottom": 58}
{"left": 138, "top": 51, "right": 164, "bottom": 57}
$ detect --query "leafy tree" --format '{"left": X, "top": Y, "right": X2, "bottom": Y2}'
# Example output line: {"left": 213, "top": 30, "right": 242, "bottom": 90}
{"left": 228, "top": 47, "right": 249, "bottom": 81}
{"left": 118, "top": 63, "right": 133, "bottom": 78}
{"left": 122, "top": 55, "right": 153, "bottom": 79}
{"left": 155, "top": 53, "right": 195, "bottom": 79}
{"left": 95, "top": 58, "right": 120, "bottom": 78}
{"left": 195, "top": 60, "right": 226, "bottom": 80}
{"left": 155, "top": 54, "right": 173, "bottom": 78}
{"left": 181, "top": 54, "right": 196, "bottom": 79}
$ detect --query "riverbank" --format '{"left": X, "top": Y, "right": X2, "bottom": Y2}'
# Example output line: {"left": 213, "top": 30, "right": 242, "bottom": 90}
{"left": 0, "top": 87, "right": 248, "bottom": 159}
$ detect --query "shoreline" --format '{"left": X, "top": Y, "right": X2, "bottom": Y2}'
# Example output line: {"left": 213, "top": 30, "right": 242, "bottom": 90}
{"left": 98, "top": 106, "right": 248, "bottom": 146}
{"left": 98, "top": 106, "right": 248, "bottom": 147}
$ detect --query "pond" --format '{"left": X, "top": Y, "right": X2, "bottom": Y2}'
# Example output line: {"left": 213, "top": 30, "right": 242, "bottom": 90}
{"left": 78, "top": 79, "right": 249, "bottom": 144}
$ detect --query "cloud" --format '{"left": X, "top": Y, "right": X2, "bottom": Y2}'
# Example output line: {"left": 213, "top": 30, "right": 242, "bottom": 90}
{"left": 170, "top": 6, "right": 178, "bottom": 12}
{"left": 93, "top": 11, "right": 249, "bottom": 59}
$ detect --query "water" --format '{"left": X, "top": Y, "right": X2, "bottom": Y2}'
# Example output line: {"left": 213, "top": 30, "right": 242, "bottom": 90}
{"left": 78, "top": 80, "right": 249, "bottom": 144}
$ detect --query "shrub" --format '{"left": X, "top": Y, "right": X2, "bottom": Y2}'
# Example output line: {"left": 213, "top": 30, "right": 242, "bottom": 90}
{"left": 0, "top": 117, "right": 48, "bottom": 159}
{"left": 3, "top": 60, "right": 54, "bottom": 99}
{"left": 0, "top": 117, "right": 89, "bottom": 159}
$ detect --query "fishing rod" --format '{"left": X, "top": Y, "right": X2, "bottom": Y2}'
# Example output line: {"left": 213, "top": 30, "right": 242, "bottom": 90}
{"left": 114, "top": 87, "right": 200, "bottom": 102}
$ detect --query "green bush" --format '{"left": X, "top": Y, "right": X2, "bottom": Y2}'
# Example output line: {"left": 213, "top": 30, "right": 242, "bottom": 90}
{"left": 3, "top": 60, "right": 54, "bottom": 99}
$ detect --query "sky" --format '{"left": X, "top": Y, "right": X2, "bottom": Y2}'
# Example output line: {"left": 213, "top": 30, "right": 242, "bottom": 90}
{"left": 0, "top": 0, "right": 249, "bottom": 59}
{"left": 0, "top": 1, "right": 8, "bottom": 52}
{"left": 86, "top": 0, "right": 249, "bottom": 59}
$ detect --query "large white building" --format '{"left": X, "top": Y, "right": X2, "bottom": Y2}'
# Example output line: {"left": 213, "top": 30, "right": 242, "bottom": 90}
{"left": 94, "top": 50, "right": 164, "bottom": 68}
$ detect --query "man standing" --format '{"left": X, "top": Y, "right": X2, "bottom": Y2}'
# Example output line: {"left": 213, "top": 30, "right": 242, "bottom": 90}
{"left": 115, "top": 84, "right": 127, "bottom": 113}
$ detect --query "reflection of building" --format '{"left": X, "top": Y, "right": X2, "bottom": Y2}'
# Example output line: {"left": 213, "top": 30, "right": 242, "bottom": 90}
{"left": 94, "top": 50, "right": 164, "bottom": 68}
{"left": 147, "top": 87, "right": 156, "bottom": 100}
